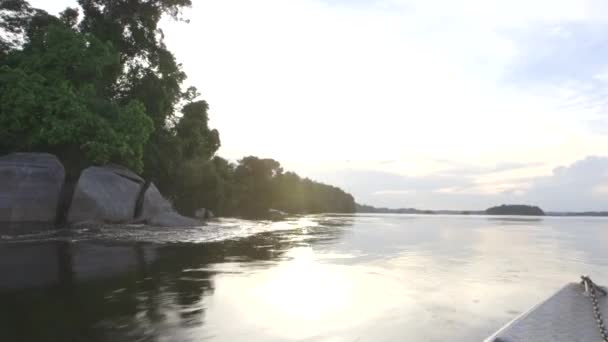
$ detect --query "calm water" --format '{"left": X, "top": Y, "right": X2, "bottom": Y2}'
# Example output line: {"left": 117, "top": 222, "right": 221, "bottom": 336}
{"left": 1, "top": 214, "right": 608, "bottom": 341}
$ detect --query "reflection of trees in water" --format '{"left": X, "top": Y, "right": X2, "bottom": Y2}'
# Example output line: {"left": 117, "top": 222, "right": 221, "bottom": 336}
{"left": 485, "top": 216, "right": 544, "bottom": 224}
{"left": 0, "top": 217, "right": 353, "bottom": 341}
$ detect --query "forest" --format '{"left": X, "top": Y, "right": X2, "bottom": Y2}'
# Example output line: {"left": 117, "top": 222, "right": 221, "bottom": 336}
{"left": 0, "top": 0, "right": 356, "bottom": 218}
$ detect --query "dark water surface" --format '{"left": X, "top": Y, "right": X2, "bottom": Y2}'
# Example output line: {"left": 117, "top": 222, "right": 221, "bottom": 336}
{"left": 1, "top": 214, "right": 608, "bottom": 341}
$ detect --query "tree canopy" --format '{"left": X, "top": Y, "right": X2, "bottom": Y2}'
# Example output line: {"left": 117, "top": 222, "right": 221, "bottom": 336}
{"left": 0, "top": 19, "right": 153, "bottom": 172}
{"left": 170, "top": 155, "right": 356, "bottom": 218}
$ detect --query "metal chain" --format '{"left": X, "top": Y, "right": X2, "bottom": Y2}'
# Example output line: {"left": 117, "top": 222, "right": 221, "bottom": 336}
{"left": 581, "top": 276, "right": 608, "bottom": 342}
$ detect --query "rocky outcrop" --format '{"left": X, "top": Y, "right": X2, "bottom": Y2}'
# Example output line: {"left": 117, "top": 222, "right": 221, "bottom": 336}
{"left": 0, "top": 153, "right": 65, "bottom": 224}
{"left": 0, "top": 153, "right": 203, "bottom": 228}
{"left": 138, "top": 183, "right": 201, "bottom": 227}
{"left": 139, "top": 183, "right": 172, "bottom": 219}
{"left": 67, "top": 166, "right": 144, "bottom": 224}
{"left": 67, "top": 166, "right": 201, "bottom": 227}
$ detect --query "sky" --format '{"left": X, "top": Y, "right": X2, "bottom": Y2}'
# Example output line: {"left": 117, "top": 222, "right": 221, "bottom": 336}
{"left": 30, "top": 0, "right": 608, "bottom": 211}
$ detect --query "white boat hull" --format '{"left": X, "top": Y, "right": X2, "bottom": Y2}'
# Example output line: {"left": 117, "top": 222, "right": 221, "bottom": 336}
{"left": 486, "top": 283, "right": 608, "bottom": 342}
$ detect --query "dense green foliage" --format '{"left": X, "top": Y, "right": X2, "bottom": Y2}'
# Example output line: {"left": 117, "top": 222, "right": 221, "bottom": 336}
{"left": 485, "top": 204, "right": 545, "bottom": 216}
{"left": 174, "top": 156, "right": 356, "bottom": 218}
{"left": 0, "top": 0, "right": 356, "bottom": 218}
{"left": 0, "top": 22, "right": 153, "bottom": 172}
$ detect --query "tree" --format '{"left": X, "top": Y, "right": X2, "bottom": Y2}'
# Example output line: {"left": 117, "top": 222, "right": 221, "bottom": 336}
{"left": 0, "top": 0, "right": 36, "bottom": 56}
{"left": 77, "top": 0, "right": 193, "bottom": 133}
{"left": 270, "top": 172, "right": 356, "bottom": 215}
{"left": 176, "top": 100, "right": 220, "bottom": 160}
{"left": 233, "top": 157, "right": 283, "bottom": 218}
{"left": 173, "top": 156, "right": 236, "bottom": 216}
{"left": 73, "top": 0, "right": 224, "bottom": 197}
{"left": 272, "top": 172, "right": 305, "bottom": 213}
{"left": 0, "top": 21, "right": 153, "bottom": 173}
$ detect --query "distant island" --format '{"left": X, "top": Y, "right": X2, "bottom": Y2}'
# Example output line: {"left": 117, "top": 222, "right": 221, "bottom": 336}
{"left": 357, "top": 203, "right": 608, "bottom": 217}
{"left": 485, "top": 204, "right": 545, "bottom": 216}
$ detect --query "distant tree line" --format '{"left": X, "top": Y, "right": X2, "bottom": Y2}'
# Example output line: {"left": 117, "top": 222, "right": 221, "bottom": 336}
{"left": 0, "top": 0, "right": 356, "bottom": 218}
{"left": 550, "top": 211, "right": 608, "bottom": 217}
{"left": 355, "top": 204, "right": 435, "bottom": 214}
{"left": 357, "top": 203, "right": 547, "bottom": 216}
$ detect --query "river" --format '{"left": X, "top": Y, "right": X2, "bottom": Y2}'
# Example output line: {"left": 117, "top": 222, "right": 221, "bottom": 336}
{"left": 1, "top": 214, "right": 607, "bottom": 341}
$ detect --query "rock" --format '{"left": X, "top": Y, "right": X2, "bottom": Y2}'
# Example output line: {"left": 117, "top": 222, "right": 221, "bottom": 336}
{"left": 0, "top": 154, "right": 201, "bottom": 228}
{"left": 64, "top": 165, "right": 201, "bottom": 227}
{"left": 67, "top": 165, "right": 144, "bottom": 224}
{"left": 139, "top": 183, "right": 172, "bottom": 219}
{"left": 0, "top": 153, "right": 65, "bottom": 224}
{"left": 194, "top": 208, "right": 215, "bottom": 220}
{"left": 139, "top": 183, "right": 202, "bottom": 227}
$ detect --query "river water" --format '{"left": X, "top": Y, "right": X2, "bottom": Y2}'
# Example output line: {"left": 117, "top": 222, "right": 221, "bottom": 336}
{"left": 1, "top": 214, "right": 608, "bottom": 341}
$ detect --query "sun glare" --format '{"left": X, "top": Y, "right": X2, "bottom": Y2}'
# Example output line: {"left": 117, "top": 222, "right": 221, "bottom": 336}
{"left": 252, "top": 247, "right": 353, "bottom": 321}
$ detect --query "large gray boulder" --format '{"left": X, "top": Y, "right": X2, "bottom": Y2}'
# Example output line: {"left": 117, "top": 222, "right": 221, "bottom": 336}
{"left": 68, "top": 166, "right": 201, "bottom": 227}
{"left": 139, "top": 183, "right": 201, "bottom": 227}
{"left": 0, "top": 153, "right": 65, "bottom": 224}
{"left": 67, "top": 166, "right": 144, "bottom": 224}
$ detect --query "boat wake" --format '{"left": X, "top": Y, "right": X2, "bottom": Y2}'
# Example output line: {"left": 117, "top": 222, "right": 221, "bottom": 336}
{"left": 0, "top": 215, "right": 350, "bottom": 245}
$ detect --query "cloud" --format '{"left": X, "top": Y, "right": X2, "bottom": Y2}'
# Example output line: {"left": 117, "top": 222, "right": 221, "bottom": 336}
{"left": 496, "top": 18, "right": 608, "bottom": 136}
{"left": 314, "top": 156, "right": 608, "bottom": 211}
{"left": 524, "top": 156, "right": 608, "bottom": 211}
{"left": 505, "top": 23, "right": 608, "bottom": 85}
{"left": 431, "top": 161, "right": 545, "bottom": 177}
{"left": 155, "top": 0, "right": 608, "bottom": 171}
{"left": 311, "top": 167, "right": 495, "bottom": 209}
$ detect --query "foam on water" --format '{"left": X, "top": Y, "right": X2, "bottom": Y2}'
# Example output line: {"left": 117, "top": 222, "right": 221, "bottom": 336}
{"left": 0, "top": 216, "right": 329, "bottom": 244}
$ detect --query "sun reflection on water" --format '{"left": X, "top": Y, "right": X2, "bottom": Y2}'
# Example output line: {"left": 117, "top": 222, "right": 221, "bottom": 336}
{"left": 206, "top": 246, "right": 408, "bottom": 340}
{"left": 252, "top": 247, "right": 353, "bottom": 321}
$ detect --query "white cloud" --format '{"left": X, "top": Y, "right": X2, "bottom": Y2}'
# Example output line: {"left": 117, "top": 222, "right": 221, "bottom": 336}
{"left": 157, "top": 0, "right": 608, "bottom": 174}
{"left": 524, "top": 156, "right": 608, "bottom": 210}
{"left": 317, "top": 156, "right": 608, "bottom": 211}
